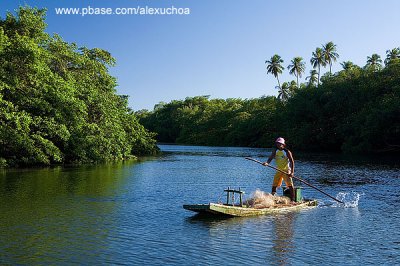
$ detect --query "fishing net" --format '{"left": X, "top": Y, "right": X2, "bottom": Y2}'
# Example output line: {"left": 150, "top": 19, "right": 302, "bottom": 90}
{"left": 244, "top": 189, "right": 291, "bottom": 208}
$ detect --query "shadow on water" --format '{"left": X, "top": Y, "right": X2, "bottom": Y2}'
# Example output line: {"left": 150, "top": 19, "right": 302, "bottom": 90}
{"left": 159, "top": 144, "right": 271, "bottom": 159}
{"left": 159, "top": 144, "right": 400, "bottom": 168}
{"left": 295, "top": 151, "right": 400, "bottom": 168}
{"left": 184, "top": 211, "right": 272, "bottom": 230}
{"left": 185, "top": 213, "right": 232, "bottom": 225}
{"left": 318, "top": 177, "right": 382, "bottom": 186}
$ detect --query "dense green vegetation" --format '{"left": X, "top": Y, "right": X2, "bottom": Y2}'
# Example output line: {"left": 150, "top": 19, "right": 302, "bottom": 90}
{"left": 0, "top": 7, "right": 158, "bottom": 167}
{"left": 138, "top": 96, "right": 279, "bottom": 147}
{"left": 139, "top": 43, "right": 400, "bottom": 154}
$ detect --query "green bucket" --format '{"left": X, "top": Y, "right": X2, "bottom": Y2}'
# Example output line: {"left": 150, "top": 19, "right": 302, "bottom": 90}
{"left": 295, "top": 187, "right": 302, "bottom": 202}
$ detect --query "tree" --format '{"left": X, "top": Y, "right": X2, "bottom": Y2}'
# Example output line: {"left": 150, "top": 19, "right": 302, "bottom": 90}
{"left": 306, "top": 69, "right": 318, "bottom": 87}
{"left": 139, "top": 43, "right": 400, "bottom": 155}
{"left": 287, "top": 57, "right": 306, "bottom": 88}
{"left": 340, "top": 61, "right": 356, "bottom": 71}
{"left": 0, "top": 6, "right": 159, "bottom": 166}
{"left": 277, "top": 83, "right": 290, "bottom": 102}
{"left": 366, "top": 53, "right": 382, "bottom": 71}
{"left": 140, "top": 56, "right": 400, "bottom": 154}
{"left": 310, "top": 47, "right": 326, "bottom": 86}
{"left": 322, "top": 41, "right": 339, "bottom": 74}
{"left": 288, "top": 80, "right": 298, "bottom": 97}
{"left": 266, "top": 54, "right": 284, "bottom": 88}
{"left": 384, "top": 48, "right": 400, "bottom": 65}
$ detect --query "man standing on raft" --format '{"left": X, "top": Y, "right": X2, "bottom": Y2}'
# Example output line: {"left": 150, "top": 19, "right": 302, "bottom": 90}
{"left": 263, "top": 137, "right": 295, "bottom": 201}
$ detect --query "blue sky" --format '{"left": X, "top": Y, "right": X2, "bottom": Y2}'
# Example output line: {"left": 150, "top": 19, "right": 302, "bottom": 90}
{"left": 1, "top": 0, "right": 400, "bottom": 110}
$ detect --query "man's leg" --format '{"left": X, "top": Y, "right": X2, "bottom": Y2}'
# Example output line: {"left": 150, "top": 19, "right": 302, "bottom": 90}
{"left": 283, "top": 175, "right": 295, "bottom": 202}
{"left": 288, "top": 186, "right": 295, "bottom": 202}
{"left": 272, "top": 172, "right": 282, "bottom": 195}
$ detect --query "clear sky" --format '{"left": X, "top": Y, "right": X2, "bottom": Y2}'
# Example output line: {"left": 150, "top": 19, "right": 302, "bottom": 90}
{"left": 1, "top": 0, "right": 400, "bottom": 111}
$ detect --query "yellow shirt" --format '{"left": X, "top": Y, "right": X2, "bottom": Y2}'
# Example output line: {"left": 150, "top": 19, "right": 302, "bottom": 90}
{"left": 275, "top": 149, "right": 290, "bottom": 171}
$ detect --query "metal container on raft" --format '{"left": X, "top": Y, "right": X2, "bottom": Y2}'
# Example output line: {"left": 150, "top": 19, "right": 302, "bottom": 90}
{"left": 283, "top": 187, "right": 303, "bottom": 202}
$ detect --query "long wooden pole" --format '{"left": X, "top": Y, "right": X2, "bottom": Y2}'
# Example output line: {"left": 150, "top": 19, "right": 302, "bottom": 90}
{"left": 245, "top": 157, "right": 344, "bottom": 204}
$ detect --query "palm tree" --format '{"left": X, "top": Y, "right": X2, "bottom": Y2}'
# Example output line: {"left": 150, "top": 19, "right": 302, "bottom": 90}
{"left": 266, "top": 54, "right": 284, "bottom": 88}
{"left": 287, "top": 57, "right": 306, "bottom": 88}
{"left": 366, "top": 54, "right": 382, "bottom": 71}
{"left": 276, "top": 83, "right": 290, "bottom": 102}
{"left": 341, "top": 61, "right": 356, "bottom": 71}
{"left": 310, "top": 47, "right": 326, "bottom": 86}
{"left": 322, "top": 41, "right": 339, "bottom": 74}
{"left": 384, "top": 48, "right": 400, "bottom": 65}
{"left": 306, "top": 69, "right": 318, "bottom": 87}
{"left": 288, "top": 80, "right": 298, "bottom": 96}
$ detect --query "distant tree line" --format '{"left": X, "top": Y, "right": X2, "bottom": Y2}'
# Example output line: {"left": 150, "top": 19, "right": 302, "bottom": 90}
{"left": 137, "top": 96, "right": 278, "bottom": 147}
{"left": 138, "top": 42, "right": 400, "bottom": 154}
{"left": 0, "top": 7, "right": 158, "bottom": 167}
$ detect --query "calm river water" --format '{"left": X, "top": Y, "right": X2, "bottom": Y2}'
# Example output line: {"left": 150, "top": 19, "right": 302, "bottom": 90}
{"left": 1, "top": 145, "right": 399, "bottom": 265}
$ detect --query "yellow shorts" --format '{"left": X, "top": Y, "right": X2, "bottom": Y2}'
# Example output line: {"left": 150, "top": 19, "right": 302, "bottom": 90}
{"left": 272, "top": 171, "right": 294, "bottom": 187}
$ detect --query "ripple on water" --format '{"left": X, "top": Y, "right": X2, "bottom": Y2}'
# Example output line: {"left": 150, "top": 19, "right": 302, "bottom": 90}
{"left": 1, "top": 145, "right": 400, "bottom": 265}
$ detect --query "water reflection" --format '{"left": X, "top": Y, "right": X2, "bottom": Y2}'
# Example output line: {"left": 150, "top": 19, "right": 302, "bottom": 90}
{"left": 271, "top": 212, "right": 296, "bottom": 266}
{"left": 186, "top": 209, "right": 301, "bottom": 266}
{"left": 0, "top": 161, "right": 137, "bottom": 264}
{"left": 1, "top": 145, "right": 399, "bottom": 265}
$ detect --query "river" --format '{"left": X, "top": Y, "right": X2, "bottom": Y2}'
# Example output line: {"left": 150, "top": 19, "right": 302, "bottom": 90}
{"left": 1, "top": 145, "right": 399, "bottom": 265}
